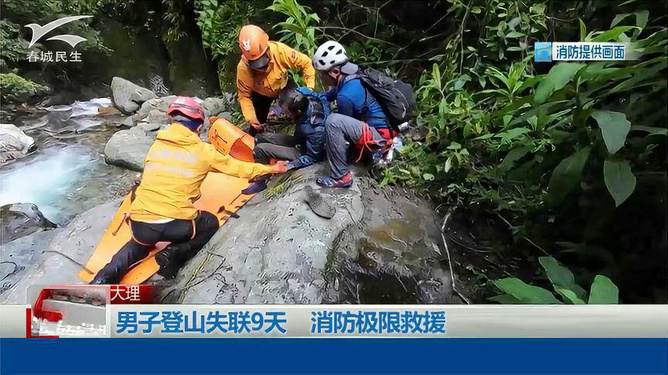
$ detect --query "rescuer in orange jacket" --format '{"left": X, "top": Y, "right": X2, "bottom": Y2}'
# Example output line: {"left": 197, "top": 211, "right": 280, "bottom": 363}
{"left": 236, "top": 24, "right": 316, "bottom": 135}
{"left": 90, "top": 97, "right": 288, "bottom": 284}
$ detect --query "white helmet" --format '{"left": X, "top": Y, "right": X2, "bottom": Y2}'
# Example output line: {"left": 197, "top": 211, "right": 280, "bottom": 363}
{"left": 313, "top": 41, "right": 348, "bottom": 71}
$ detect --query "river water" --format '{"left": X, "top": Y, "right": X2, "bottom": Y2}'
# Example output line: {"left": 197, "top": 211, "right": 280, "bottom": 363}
{"left": 0, "top": 99, "right": 136, "bottom": 225}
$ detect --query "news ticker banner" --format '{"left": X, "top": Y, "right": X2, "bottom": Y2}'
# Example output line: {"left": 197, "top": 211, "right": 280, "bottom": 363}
{"left": 2, "top": 285, "right": 666, "bottom": 338}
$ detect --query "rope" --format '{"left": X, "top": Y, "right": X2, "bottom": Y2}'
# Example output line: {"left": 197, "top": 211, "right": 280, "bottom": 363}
{"left": 42, "top": 250, "right": 93, "bottom": 274}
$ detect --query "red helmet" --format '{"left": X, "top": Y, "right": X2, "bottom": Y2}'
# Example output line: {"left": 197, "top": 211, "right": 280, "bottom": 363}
{"left": 167, "top": 96, "right": 205, "bottom": 122}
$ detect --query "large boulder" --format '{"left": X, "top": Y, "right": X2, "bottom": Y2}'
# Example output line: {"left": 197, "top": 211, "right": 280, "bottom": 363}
{"left": 0, "top": 124, "right": 36, "bottom": 165}
{"left": 0, "top": 203, "right": 57, "bottom": 244}
{"left": 104, "top": 127, "right": 155, "bottom": 171}
{"left": 202, "top": 94, "right": 234, "bottom": 118}
{"left": 135, "top": 96, "right": 175, "bottom": 120}
{"left": 146, "top": 109, "right": 170, "bottom": 125}
{"left": 0, "top": 200, "right": 121, "bottom": 302}
{"left": 163, "top": 165, "right": 455, "bottom": 304}
{"left": 110, "top": 77, "right": 158, "bottom": 114}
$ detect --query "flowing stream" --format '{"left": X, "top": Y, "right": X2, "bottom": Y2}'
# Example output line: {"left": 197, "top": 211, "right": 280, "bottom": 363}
{"left": 0, "top": 99, "right": 135, "bottom": 225}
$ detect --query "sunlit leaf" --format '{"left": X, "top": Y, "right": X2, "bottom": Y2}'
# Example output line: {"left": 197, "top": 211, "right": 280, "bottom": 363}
{"left": 603, "top": 158, "right": 636, "bottom": 207}
{"left": 588, "top": 275, "right": 619, "bottom": 304}
{"left": 534, "top": 63, "right": 585, "bottom": 104}
{"left": 539, "top": 256, "right": 587, "bottom": 299}
{"left": 555, "top": 288, "right": 586, "bottom": 304}
{"left": 493, "top": 278, "right": 562, "bottom": 304}
{"left": 591, "top": 110, "right": 631, "bottom": 154}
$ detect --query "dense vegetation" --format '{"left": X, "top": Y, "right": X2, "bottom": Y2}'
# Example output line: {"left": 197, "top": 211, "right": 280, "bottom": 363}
{"left": 1, "top": 0, "right": 665, "bottom": 303}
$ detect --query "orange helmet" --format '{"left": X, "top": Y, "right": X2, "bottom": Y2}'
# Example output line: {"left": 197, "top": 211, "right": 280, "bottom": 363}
{"left": 238, "top": 25, "right": 269, "bottom": 63}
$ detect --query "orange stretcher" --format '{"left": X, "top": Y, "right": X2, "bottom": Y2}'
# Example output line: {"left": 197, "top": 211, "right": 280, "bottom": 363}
{"left": 78, "top": 117, "right": 257, "bottom": 284}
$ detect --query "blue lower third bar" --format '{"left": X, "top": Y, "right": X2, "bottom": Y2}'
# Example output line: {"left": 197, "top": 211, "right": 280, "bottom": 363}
{"left": 1, "top": 338, "right": 667, "bottom": 374}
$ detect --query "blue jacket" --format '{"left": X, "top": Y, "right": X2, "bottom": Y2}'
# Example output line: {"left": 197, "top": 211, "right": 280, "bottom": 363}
{"left": 326, "top": 74, "right": 389, "bottom": 129}
{"left": 291, "top": 87, "right": 330, "bottom": 167}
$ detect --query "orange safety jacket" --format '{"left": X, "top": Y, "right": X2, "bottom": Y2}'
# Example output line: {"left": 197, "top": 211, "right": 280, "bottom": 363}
{"left": 236, "top": 41, "right": 316, "bottom": 123}
{"left": 130, "top": 122, "right": 272, "bottom": 222}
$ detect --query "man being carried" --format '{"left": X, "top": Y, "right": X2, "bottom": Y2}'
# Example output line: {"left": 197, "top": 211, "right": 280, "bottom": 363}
{"left": 236, "top": 25, "right": 316, "bottom": 136}
{"left": 90, "top": 97, "right": 287, "bottom": 284}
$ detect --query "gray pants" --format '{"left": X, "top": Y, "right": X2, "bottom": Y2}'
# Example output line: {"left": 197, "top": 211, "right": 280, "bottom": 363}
{"left": 253, "top": 133, "right": 302, "bottom": 164}
{"left": 325, "top": 113, "right": 385, "bottom": 179}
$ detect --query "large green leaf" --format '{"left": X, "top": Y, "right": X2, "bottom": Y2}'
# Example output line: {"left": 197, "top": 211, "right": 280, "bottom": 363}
{"left": 611, "top": 11, "right": 649, "bottom": 30}
{"left": 591, "top": 110, "right": 631, "bottom": 154}
{"left": 631, "top": 125, "right": 668, "bottom": 136}
{"left": 534, "top": 63, "right": 585, "bottom": 104}
{"left": 539, "top": 256, "right": 587, "bottom": 299}
{"left": 493, "top": 278, "right": 562, "bottom": 304}
{"left": 555, "top": 288, "right": 586, "bottom": 304}
{"left": 588, "top": 275, "right": 619, "bottom": 304}
{"left": 546, "top": 146, "right": 591, "bottom": 205}
{"left": 592, "top": 26, "right": 636, "bottom": 42}
{"left": 603, "top": 159, "right": 637, "bottom": 207}
{"left": 497, "top": 147, "right": 531, "bottom": 175}
{"left": 488, "top": 294, "right": 521, "bottom": 304}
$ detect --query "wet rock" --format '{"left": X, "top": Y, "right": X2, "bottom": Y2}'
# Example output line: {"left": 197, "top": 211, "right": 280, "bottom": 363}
{"left": 164, "top": 165, "right": 454, "bottom": 304}
{"left": 0, "top": 203, "right": 57, "bottom": 244}
{"left": 136, "top": 96, "right": 175, "bottom": 120}
{"left": 121, "top": 115, "right": 136, "bottom": 127}
{"left": 146, "top": 109, "right": 170, "bottom": 125}
{"left": 104, "top": 127, "right": 155, "bottom": 171}
{"left": 0, "top": 124, "right": 36, "bottom": 165}
{"left": 202, "top": 95, "right": 234, "bottom": 118}
{"left": 110, "top": 77, "right": 158, "bottom": 114}
{"left": 0, "top": 200, "right": 121, "bottom": 303}
{"left": 137, "top": 122, "right": 162, "bottom": 132}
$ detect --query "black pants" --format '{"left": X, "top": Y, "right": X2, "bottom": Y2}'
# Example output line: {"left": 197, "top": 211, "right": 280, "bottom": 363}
{"left": 253, "top": 133, "right": 302, "bottom": 164}
{"left": 248, "top": 92, "right": 274, "bottom": 136}
{"left": 247, "top": 77, "right": 296, "bottom": 136}
{"left": 92, "top": 211, "right": 219, "bottom": 283}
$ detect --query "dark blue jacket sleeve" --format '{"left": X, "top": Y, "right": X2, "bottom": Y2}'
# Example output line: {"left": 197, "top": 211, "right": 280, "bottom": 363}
{"left": 336, "top": 94, "right": 356, "bottom": 118}
{"left": 324, "top": 88, "right": 337, "bottom": 102}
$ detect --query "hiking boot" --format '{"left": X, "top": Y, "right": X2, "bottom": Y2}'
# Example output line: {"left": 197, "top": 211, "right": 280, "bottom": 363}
{"left": 316, "top": 172, "right": 353, "bottom": 188}
{"left": 155, "top": 244, "right": 187, "bottom": 280}
{"left": 303, "top": 185, "right": 336, "bottom": 219}
{"left": 89, "top": 269, "right": 120, "bottom": 285}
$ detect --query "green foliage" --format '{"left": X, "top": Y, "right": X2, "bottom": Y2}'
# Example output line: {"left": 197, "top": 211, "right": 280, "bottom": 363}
{"left": 391, "top": 0, "right": 666, "bottom": 218}
{"left": 0, "top": 72, "right": 49, "bottom": 102}
{"left": 0, "top": 21, "right": 30, "bottom": 67}
{"left": 161, "top": 0, "right": 193, "bottom": 43}
{"left": 195, "top": 0, "right": 254, "bottom": 61}
{"left": 194, "top": 0, "right": 255, "bottom": 91}
{"left": 490, "top": 256, "right": 619, "bottom": 304}
{"left": 266, "top": 0, "right": 320, "bottom": 56}
{"left": 603, "top": 159, "right": 636, "bottom": 207}
{"left": 1, "top": 0, "right": 110, "bottom": 55}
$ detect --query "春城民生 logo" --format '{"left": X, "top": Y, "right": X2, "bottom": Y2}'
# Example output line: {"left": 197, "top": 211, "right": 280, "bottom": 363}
{"left": 24, "top": 15, "right": 92, "bottom": 63}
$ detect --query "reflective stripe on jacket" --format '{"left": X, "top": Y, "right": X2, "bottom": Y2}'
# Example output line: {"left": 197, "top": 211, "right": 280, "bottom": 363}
{"left": 236, "top": 41, "right": 316, "bottom": 123}
{"left": 130, "top": 123, "right": 272, "bottom": 222}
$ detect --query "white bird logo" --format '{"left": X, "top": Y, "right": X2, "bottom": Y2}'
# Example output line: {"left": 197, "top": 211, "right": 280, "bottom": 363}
{"left": 242, "top": 39, "right": 252, "bottom": 51}
{"left": 25, "top": 15, "right": 93, "bottom": 48}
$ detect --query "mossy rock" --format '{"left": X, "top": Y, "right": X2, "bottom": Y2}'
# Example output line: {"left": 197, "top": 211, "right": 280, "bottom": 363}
{"left": 0, "top": 72, "right": 50, "bottom": 104}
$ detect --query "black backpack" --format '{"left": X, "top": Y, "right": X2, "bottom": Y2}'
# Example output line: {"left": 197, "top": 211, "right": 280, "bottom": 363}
{"left": 357, "top": 67, "right": 415, "bottom": 133}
